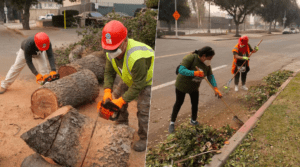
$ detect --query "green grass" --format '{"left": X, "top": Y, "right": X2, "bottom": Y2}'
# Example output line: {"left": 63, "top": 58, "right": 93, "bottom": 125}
{"left": 225, "top": 73, "right": 300, "bottom": 167}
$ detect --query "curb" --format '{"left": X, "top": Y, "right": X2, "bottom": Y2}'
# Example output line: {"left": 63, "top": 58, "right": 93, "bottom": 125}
{"left": 205, "top": 69, "right": 300, "bottom": 167}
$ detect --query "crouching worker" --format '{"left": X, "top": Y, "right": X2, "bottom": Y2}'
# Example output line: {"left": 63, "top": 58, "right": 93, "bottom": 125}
{"left": 0, "top": 32, "right": 57, "bottom": 94}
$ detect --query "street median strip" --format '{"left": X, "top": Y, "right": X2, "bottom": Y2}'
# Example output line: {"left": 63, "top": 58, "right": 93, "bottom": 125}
{"left": 205, "top": 69, "right": 300, "bottom": 167}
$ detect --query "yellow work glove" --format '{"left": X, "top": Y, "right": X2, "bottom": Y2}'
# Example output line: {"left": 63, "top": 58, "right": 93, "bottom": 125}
{"left": 214, "top": 87, "right": 222, "bottom": 99}
{"left": 36, "top": 74, "right": 43, "bottom": 84}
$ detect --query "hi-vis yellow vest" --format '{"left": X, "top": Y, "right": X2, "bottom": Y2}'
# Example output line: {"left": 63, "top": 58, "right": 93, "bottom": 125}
{"left": 106, "top": 39, "right": 154, "bottom": 87}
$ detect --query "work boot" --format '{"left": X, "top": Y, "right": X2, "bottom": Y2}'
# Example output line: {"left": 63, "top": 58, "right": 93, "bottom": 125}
{"left": 190, "top": 119, "right": 199, "bottom": 126}
{"left": 235, "top": 85, "right": 239, "bottom": 92}
{"left": 0, "top": 87, "right": 6, "bottom": 94}
{"left": 169, "top": 124, "right": 175, "bottom": 133}
{"left": 133, "top": 139, "right": 147, "bottom": 152}
{"left": 241, "top": 85, "right": 248, "bottom": 91}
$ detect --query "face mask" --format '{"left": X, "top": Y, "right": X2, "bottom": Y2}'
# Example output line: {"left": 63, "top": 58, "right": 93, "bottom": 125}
{"left": 108, "top": 48, "right": 122, "bottom": 59}
{"left": 203, "top": 60, "right": 211, "bottom": 66}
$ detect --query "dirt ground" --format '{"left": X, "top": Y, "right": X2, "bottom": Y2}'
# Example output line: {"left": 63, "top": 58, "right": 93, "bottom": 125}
{"left": 0, "top": 77, "right": 145, "bottom": 167}
{"left": 147, "top": 80, "right": 262, "bottom": 148}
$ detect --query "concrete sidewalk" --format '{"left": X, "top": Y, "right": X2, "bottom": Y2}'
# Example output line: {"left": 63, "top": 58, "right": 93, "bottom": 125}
{"left": 3, "top": 20, "right": 37, "bottom": 30}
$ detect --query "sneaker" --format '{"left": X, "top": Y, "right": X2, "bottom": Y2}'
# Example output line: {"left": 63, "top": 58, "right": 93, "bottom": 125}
{"left": 169, "top": 124, "right": 175, "bottom": 133}
{"left": 0, "top": 87, "right": 6, "bottom": 94}
{"left": 241, "top": 85, "right": 248, "bottom": 91}
{"left": 190, "top": 120, "right": 199, "bottom": 126}
{"left": 235, "top": 85, "right": 238, "bottom": 92}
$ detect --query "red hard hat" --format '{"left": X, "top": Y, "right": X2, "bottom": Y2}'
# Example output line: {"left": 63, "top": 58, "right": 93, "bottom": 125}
{"left": 239, "top": 35, "right": 249, "bottom": 45}
{"left": 102, "top": 20, "right": 128, "bottom": 50}
{"left": 34, "top": 32, "right": 50, "bottom": 51}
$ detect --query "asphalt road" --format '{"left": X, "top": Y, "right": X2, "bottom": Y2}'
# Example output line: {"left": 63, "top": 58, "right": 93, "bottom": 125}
{"left": 148, "top": 33, "right": 300, "bottom": 144}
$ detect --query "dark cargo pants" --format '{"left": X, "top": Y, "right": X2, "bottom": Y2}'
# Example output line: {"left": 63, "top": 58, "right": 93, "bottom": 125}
{"left": 113, "top": 81, "right": 151, "bottom": 140}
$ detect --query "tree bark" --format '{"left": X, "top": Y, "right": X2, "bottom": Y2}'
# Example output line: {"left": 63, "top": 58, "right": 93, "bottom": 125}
{"left": 21, "top": 108, "right": 135, "bottom": 167}
{"left": 58, "top": 51, "right": 106, "bottom": 83}
{"left": 273, "top": 21, "right": 276, "bottom": 30}
{"left": 268, "top": 21, "right": 272, "bottom": 34}
{"left": 21, "top": 108, "right": 96, "bottom": 167}
{"left": 22, "top": 0, "right": 31, "bottom": 30}
{"left": 31, "top": 69, "right": 99, "bottom": 119}
{"left": 235, "top": 22, "right": 240, "bottom": 37}
{"left": 21, "top": 153, "right": 61, "bottom": 167}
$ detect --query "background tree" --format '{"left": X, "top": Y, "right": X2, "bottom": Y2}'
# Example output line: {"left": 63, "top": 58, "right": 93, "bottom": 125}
{"left": 255, "top": 0, "right": 285, "bottom": 34}
{"left": 10, "top": 0, "right": 66, "bottom": 30}
{"left": 191, "top": 0, "right": 205, "bottom": 28}
{"left": 145, "top": 0, "right": 158, "bottom": 9}
{"left": 211, "top": 0, "right": 262, "bottom": 37}
{"left": 158, "top": 0, "right": 191, "bottom": 32}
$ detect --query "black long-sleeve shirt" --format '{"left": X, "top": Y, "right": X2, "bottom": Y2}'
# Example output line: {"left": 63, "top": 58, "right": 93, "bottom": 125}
{"left": 21, "top": 37, "right": 56, "bottom": 76}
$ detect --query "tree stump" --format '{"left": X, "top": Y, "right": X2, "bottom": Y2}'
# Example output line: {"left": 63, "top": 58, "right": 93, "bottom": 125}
{"left": 21, "top": 153, "right": 61, "bottom": 167}
{"left": 21, "top": 108, "right": 96, "bottom": 167}
{"left": 31, "top": 69, "right": 99, "bottom": 119}
{"left": 58, "top": 51, "right": 106, "bottom": 82}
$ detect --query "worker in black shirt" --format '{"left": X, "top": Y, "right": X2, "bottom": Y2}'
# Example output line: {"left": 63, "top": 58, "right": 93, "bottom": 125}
{"left": 0, "top": 32, "right": 57, "bottom": 94}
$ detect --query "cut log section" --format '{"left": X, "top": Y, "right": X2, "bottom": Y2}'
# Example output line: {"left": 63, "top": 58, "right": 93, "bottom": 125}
{"left": 58, "top": 51, "right": 106, "bottom": 82}
{"left": 82, "top": 123, "right": 135, "bottom": 167}
{"left": 21, "top": 153, "right": 61, "bottom": 167}
{"left": 21, "top": 108, "right": 96, "bottom": 167}
{"left": 31, "top": 69, "right": 99, "bottom": 119}
{"left": 21, "top": 107, "right": 135, "bottom": 167}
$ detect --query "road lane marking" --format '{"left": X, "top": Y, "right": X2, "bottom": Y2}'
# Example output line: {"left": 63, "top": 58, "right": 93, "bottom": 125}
{"left": 152, "top": 65, "right": 228, "bottom": 91}
{"left": 155, "top": 52, "right": 191, "bottom": 59}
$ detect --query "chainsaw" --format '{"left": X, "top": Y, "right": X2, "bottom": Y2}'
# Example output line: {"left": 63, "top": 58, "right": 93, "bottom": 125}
{"left": 98, "top": 99, "right": 121, "bottom": 121}
{"left": 41, "top": 74, "right": 60, "bottom": 85}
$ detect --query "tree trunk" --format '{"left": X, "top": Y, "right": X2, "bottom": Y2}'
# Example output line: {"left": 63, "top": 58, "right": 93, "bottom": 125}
{"left": 21, "top": 108, "right": 96, "bottom": 167}
{"left": 235, "top": 22, "right": 240, "bottom": 37}
{"left": 58, "top": 51, "right": 106, "bottom": 83}
{"left": 22, "top": 0, "right": 31, "bottom": 30}
{"left": 31, "top": 69, "right": 99, "bottom": 119}
{"left": 21, "top": 153, "right": 61, "bottom": 167}
{"left": 21, "top": 108, "right": 135, "bottom": 167}
{"left": 273, "top": 21, "right": 276, "bottom": 30}
{"left": 268, "top": 21, "right": 272, "bottom": 34}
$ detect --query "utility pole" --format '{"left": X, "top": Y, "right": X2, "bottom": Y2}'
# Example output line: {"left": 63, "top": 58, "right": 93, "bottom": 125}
{"left": 283, "top": 10, "right": 287, "bottom": 28}
{"left": 175, "top": 0, "right": 178, "bottom": 37}
{"left": 4, "top": 2, "right": 8, "bottom": 24}
{"left": 207, "top": 0, "right": 211, "bottom": 33}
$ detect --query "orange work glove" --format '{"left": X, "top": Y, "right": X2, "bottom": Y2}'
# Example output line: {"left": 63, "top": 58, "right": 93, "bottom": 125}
{"left": 43, "top": 74, "right": 51, "bottom": 82}
{"left": 194, "top": 71, "right": 204, "bottom": 77}
{"left": 214, "top": 87, "right": 222, "bottom": 98}
{"left": 103, "top": 89, "right": 113, "bottom": 102}
{"left": 111, "top": 97, "right": 127, "bottom": 110}
{"left": 50, "top": 71, "right": 57, "bottom": 78}
{"left": 36, "top": 74, "right": 43, "bottom": 84}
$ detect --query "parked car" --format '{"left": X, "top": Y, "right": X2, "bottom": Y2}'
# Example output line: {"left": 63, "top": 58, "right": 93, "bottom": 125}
{"left": 105, "top": 12, "right": 132, "bottom": 19}
{"left": 290, "top": 27, "right": 297, "bottom": 34}
{"left": 74, "top": 11, "right": 110, "bottom": 27}
{"left": 282, "top": 28, "right": 292, "bottom": 34}
{"left": 39, "top": 13, "right": 54, "bottom": 20}
{"left": 296, "top": 28, "right": 300, "bottom": 33}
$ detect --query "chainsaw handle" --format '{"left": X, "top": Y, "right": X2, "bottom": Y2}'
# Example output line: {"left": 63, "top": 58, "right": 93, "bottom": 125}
{"left": 41, "top": 74, "right": 60, "bottom": 85}
{"left": 102, "top": 100, "right": 121, "bottom": 121}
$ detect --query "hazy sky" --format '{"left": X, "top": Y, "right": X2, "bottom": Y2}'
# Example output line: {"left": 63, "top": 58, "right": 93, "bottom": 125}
{"left": 204, "top": 0, "right": 300, "bottom": 24}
